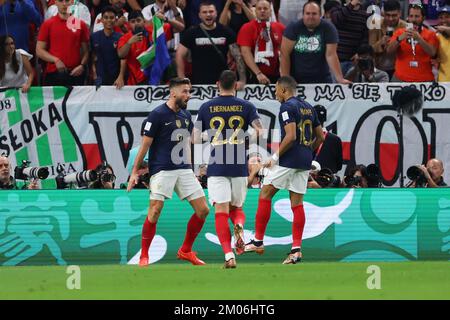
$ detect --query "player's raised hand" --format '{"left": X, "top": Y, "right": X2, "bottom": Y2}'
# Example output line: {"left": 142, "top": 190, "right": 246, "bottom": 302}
{"left": 127, "top": 173, "right": 139, "bottom": 192}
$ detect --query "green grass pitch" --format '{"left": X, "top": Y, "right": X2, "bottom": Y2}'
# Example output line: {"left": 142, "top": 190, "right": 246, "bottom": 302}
{"left": 0, "top": 261, "right": 449, "bottom": 300}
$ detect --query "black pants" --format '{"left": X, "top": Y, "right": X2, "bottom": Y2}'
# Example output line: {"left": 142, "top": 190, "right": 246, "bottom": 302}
{"left": 44, "top": 71, "right": 85, "bottom": 86}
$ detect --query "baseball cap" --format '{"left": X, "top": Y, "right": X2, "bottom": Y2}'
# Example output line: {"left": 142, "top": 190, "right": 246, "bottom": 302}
{"left": 438, "top": 5, "right": 450, "bottom": 14}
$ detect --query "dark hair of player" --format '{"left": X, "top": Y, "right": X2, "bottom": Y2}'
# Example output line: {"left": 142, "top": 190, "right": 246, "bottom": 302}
{"left": 218, "top": 70, "right": 237, "bottom": 91}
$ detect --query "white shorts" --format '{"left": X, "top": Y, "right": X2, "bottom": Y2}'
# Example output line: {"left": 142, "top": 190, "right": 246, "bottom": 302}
{"left": 150, "top": 169, "right": 204, "bottom": 201}
{"left": 263, "top": 165, "right": 309, "bottom": 194}
{"left": 207, "top": 176, "right": 248, "bottom": 207}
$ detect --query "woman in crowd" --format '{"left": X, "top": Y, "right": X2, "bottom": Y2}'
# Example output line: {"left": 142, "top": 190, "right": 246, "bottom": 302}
{"left": 0, "top": 35, "right": 34, "bottom": 92}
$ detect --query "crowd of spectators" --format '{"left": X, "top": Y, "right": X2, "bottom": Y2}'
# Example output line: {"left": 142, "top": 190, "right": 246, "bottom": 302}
{"left": 0, "top": 0, "right": 449, "bottom": 89}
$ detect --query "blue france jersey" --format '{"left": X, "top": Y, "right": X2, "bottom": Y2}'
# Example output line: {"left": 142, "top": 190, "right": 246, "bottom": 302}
{"left": 196, "top": 96, "right": 260, "bottom": 177}
{"left": 143, "top": 104, "right": 193, "bottom": 176}
{"left": 279, "top": 97, "right": 320, "bottom": 170}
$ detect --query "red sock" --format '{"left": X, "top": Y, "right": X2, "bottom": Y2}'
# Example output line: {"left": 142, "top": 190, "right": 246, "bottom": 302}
{"left": 215, "top": 212, "right": 232, "bottom": 254}
{"left": 141, "top": 217, "right": 156, "bottom": 258}
{"left": 292, "top": 204, "right": 306, "bottom": 248}
{"left": 255, "top": 198, "right": 272, "bottom": 241}
{"left": 180, "top": 213, "right": 205, "bottom": 253}
{"left": 230, "top": 207, "right": 246, "bottom": 226}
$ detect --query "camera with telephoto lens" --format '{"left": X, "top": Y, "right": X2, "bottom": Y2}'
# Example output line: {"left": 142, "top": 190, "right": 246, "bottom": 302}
{"left": 344, "top": 175, "right": 362, "bottom": 188}
{"left": 14, "top": 160, "right": 49, "bottom": 180}
{"left": 315, "top": 168, "right": 341, "bottom": 188}
{"left": 98, "top": 161, "right": 116, "bottom": 184}
{"left": 406, "top": 165, "right": 427, "bottom": 187}
{"left": 366, "top": 163, "right": 382, "bottom": 188}
{"left": 358, "top": 57, "right": 374, "bottom": 71}
{"left": 55, "top": 164, "right": 98, "bottom": 189}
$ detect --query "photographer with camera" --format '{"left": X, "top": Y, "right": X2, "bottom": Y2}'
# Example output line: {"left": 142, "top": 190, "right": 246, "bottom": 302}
{"left": 88, "top": 162, "right": 116, "bottom": 189}
{"left": 407, "top": 158, "right": 447, "bottom": 188}
{"left": 345, "top": 44, "right": 389, "bottom": 83}
{"left": 0, "top": 0, "right": 42, "bottom": 52}
{"left": 368, "top": 0, "right": 407, "bottom": 80}
{"left": 0, "top": 156, "right": 42, "bottom": 190}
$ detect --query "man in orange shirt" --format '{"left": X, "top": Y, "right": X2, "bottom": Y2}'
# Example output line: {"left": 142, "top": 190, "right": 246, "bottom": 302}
{"left": 387, "top": 3, "right": 439, "bottom": 82}
{"left": 37, "top": 0, "right": 90, "bottom": 86}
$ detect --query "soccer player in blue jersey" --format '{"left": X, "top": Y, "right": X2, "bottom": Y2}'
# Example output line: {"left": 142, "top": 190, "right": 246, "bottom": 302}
{"left": 194, "top": 70, "right": 263, "bottom": 268}
{"left": 127, "top": 77, "right": 210, "bottom": 267}
{"left": 244, "top": 76, "right": 325, "bottom": 264}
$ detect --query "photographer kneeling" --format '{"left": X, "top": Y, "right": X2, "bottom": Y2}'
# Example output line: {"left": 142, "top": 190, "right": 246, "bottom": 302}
{"left": 407, "top": 158, "right": 447, "bottom": 188}
{"left": 88, "top": 162, "right": 116, "bottom": 189}
{"left": 345, "top": 45, "right": 390, "bottom": 83}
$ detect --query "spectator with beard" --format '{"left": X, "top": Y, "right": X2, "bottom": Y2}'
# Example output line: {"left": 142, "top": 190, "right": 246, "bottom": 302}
{"left": 387, "top": 3, "right": 438, "bottom": 82}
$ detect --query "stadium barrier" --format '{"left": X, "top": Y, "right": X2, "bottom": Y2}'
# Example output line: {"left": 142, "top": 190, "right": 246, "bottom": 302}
{"left": 0, "top": 188, "right": 448, "bottom": 266}
{"left": 1, "top": 83, "right": 449, "bottom": 188}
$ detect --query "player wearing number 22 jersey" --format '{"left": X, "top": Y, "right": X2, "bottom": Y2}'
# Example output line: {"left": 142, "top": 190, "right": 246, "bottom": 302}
{"left": 244, "top": 76, "right": 324, "bottom": 264}
{"left": 194, "top": 71, "right": 263, "bottom": 268}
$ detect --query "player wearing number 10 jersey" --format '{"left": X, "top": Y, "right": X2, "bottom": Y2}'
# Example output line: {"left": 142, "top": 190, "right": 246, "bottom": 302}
{"left": 194, "top": 70, "right": 263, "bottom": 268}
{"left": 244, "top": 76, "right": 325, "bottom": 264}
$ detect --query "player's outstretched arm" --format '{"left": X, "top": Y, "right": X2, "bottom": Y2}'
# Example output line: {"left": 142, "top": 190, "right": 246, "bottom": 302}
{"left": 127, "top": 136, "right": 153, "bottom": 192}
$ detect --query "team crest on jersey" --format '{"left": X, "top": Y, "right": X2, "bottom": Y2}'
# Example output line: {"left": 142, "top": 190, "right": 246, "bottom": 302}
{"left": 176, "top": 120, "right": 182, "bottom": 128}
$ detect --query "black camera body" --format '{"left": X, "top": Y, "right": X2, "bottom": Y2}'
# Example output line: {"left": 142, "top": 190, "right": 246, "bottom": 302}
{"left": 407, "top": 165, "right": 427, "bottom": 187}
{"left": 14, "top": 160, "right": 49, "bottom": 181}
